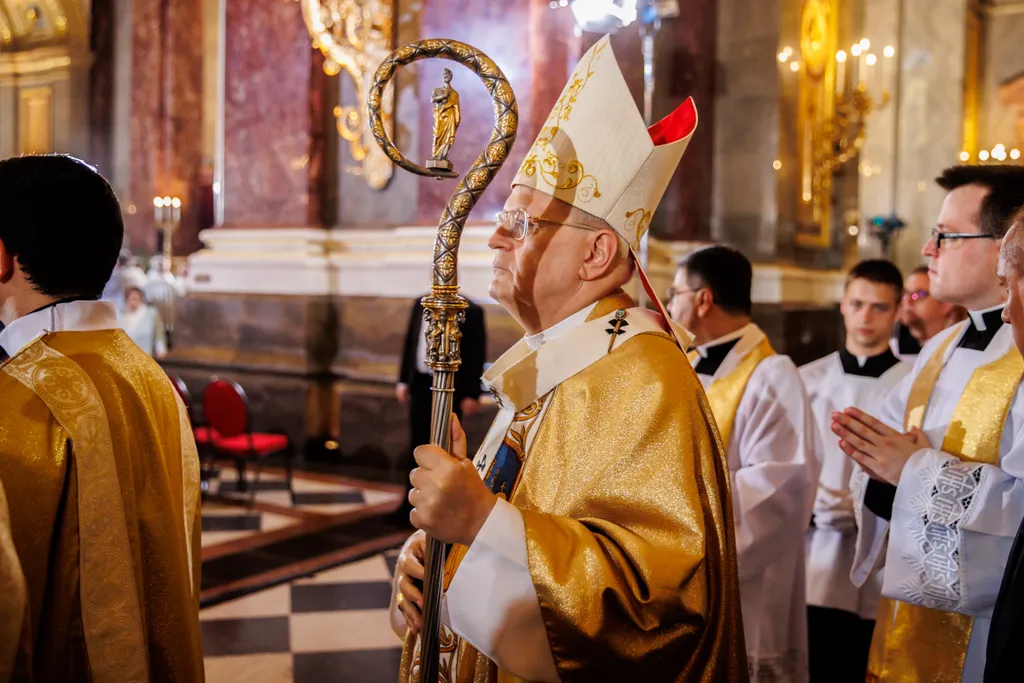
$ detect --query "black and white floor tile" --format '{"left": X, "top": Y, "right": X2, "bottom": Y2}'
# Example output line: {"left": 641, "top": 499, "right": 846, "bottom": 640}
{"left": 201, "top": 551, "right": 404, "bottom": 683}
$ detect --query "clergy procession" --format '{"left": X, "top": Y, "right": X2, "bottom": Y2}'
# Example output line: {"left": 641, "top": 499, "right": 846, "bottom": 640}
{"left": 5, "top": 1, "right": 1024, "bottom": 681}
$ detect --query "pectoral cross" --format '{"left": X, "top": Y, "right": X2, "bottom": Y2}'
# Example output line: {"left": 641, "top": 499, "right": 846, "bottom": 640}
{"left": 606, "top": 309, "right": 628, "bottom": 353}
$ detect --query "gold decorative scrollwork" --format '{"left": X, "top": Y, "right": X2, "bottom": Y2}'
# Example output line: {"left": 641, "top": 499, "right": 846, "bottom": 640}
{"left": 518, "top": 39, "right": 606, "bottom": 195}
{"left": 300, "top": 0, "right": 394, "bottom": 190}
{"left": 624, "top": 207, "right": 652, "bottom": 242}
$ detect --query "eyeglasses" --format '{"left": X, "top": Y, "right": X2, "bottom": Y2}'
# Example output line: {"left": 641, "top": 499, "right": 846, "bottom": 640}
{"left": 903, "top": 289, "right": 929, "bottom": 302}
{"left": 929, "top": 228, "right": 998, "bottom": 251}
{"left": 665, "top": 286, "right": 699, "bottom": 300}
{"left": 494, "top": 208, "right": 598, "bottom": 241}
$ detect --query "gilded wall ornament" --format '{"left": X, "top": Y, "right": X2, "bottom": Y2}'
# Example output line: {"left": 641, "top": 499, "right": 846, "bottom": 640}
{"left": 301, "top": 0, "right": 395, "bottom": 190}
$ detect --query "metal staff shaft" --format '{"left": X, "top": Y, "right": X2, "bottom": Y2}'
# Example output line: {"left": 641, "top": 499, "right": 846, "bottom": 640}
{"left": 367, "top": 39, "right": 518, "bottom": 683}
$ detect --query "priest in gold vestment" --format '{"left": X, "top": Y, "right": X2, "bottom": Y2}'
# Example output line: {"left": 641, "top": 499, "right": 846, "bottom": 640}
{"left": 0, "top": 155, "right": 204, "bottom": 682}
{"left": 389, "top": 36, "right": 747, "bottom": 683}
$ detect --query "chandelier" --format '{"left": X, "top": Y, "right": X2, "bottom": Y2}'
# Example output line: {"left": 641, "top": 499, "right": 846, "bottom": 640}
{"left": 301, "top": 0, "right": 395, "bottom": 190}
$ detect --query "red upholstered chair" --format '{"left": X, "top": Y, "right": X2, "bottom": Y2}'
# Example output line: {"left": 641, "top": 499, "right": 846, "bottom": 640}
{"left": 202, "top": 378, "right": 294, "bottom": 506}
{"left": 167, "top": 374, "right": 220, "bottom": 497}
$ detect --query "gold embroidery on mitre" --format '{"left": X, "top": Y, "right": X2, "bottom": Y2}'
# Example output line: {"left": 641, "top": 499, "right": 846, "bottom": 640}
{"left": 524, "top": 152, "right": 601, "bottom": 201}
{"left": 625, "top": 208, "right": 653, "bottom": 241}
{"left": 517, "top": 38, "right": 608, "bottom": 198}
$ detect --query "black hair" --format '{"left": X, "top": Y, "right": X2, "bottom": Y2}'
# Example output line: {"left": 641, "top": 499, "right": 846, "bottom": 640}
{"left": 845, "top": 259, "right": 904, "bottom": 302}
{"left": 935, "top": 165, "right": 1024, "bottom": 238}
{"left": 0, "top": 155, "right": 123, "bottom": 299}
{"left": 678, "top": 245, "right": 753, "bottom": 316}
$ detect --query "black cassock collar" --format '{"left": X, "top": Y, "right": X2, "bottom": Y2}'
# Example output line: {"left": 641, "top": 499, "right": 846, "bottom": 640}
{"left": 839, "top": 347, "right": 902, "bottom": 378}
{"left": 958, "top": 307, "right": 1006, "bottom": 351}
{"left": 693, "top": 337, "right": 741, "bottom": 377}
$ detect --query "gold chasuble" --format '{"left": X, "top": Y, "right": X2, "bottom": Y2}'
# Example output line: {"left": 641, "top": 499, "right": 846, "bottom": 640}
{"left": 399, "top": 293, "right": 747, "bottom": 683}
{"left": 0, "top": 329, "right": 203, "bottom": 682}
{"left": 867, "top": 329, "right": 1024, "bottom": 682}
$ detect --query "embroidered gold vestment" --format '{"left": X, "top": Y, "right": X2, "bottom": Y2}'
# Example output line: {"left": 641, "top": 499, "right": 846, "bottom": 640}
{"left": 0, "top": 330, "right": 203, "bottom": 683}
{"left": 399, "top": 293, "right": 747, "bottom": 683}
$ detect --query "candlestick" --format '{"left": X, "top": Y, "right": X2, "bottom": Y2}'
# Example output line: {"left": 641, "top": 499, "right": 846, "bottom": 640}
{"left": 865, "top": 53, "right": 877, "bottom": 96}
{"left": 883, "top": 45, "right": 895, "bottom": 94}
{"left": 836, "top": 50, "right": 847, "bottom": 98}
{"left": 851, "top": 43, "right": 863, "bottom": 88}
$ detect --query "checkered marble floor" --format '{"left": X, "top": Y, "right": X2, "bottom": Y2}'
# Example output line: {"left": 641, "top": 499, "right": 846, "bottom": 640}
{"left": 201, "top": 551, "right": 404, "bottom": 683}
{"left": 201, "top": 466, "right": 403, "bottom": 556}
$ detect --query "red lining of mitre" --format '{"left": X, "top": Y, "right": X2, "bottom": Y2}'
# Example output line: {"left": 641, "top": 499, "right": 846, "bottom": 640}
{"left": 647, "top": 97, "right": 697, "bottom": 146}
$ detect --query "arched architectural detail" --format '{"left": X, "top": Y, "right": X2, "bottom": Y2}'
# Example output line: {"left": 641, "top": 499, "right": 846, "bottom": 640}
{"left": 0, "top": 0, "right": 92, "bottom": 159}
{"left": 0, "top": 0, "right": 87, "bottom": 52}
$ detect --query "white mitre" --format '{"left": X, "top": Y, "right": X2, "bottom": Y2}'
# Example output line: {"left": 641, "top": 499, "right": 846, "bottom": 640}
{"left": 512, "top": 34, "right": 698, "bottom": 347}
{"left": 511, "top": 34, "right": 697, "bottom": 250}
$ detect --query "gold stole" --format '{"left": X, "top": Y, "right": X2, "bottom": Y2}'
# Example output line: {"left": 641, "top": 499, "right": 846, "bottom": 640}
{"left": 867, "top": 330, "right": 1024, "bottom": 683}
{"left": 689, "top": 338, "right": 775, "bottom": 448}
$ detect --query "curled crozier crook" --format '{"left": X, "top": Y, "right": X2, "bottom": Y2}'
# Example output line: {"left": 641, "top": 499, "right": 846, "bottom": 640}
{"left": 366, "top": 39, "right": 519, "bottom": 683}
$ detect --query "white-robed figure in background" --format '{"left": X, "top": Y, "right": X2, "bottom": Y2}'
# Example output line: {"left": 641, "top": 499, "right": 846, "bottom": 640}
{"left": 669, "top": 244, "right": 819, "bottom": 683}
{"left": 800, "top": 259, "right": 911, "bottom": 683}
{"left": 832, "top": 165, "right": 1024, "bottom": 682}
{"left": 118, "top": 286, "right": 167, "bottom": 358}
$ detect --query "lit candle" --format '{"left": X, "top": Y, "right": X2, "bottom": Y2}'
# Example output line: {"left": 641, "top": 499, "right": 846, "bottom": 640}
{"left": 851, "top": 43, "right": 863, "bottom": 88}
{"left": 836, "top": 50, "right": 847, "bottom": 97}
{"left": 153, "top": 196, "right": 164, "bottom": 225}
{"left": 865, "top": 53, "right": 878, "bottom": 96}
{"left": 171, "top": 197, "right": 182, "bottom": 225}
{"left": 883, "top": 45, "right": 895, "bottom": 94}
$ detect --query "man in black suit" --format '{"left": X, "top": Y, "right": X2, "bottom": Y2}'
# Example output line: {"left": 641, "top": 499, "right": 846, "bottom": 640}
{"left": 394, "top": 297, "right": 486, "bottom": 516}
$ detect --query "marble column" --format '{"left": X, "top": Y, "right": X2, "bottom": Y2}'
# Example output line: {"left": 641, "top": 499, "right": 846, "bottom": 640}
{"left": 890, "top": 0, "right": 968, "bottom": 273}
{"left": 109, "top": 0, "right": 204, "bottom": 257}
{"left": 711, "top": 0, "right": 786, "bottom": 260}
{"left": 653, "top": 0, "right": 718, "bottom": 242}
{"left": 221, "top": 0, "right": 323, "bottom": 228}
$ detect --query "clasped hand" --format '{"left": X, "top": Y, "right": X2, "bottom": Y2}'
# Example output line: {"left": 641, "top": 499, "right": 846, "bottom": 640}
{"left": 831, "top": 407, "right": 931, "bottom": 485}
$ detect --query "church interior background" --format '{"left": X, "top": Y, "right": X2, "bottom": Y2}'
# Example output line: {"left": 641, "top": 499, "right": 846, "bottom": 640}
{"left": 2, "top": 0, "right": 1024, "bottom": 680}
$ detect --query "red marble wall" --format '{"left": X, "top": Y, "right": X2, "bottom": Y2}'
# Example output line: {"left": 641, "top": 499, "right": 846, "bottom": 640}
{"left": 125, "top": 0, "right": 161, "bottom": 253}
{"left": 120, "top": 0, "right": 204, "bottom": 257}
{"left": 163, "top": 0, "right": 205, "bottom": 256}
{"left": 212, "top": 0, "right": 713, "bottom": 238}
{"left": 222, "top": 0, "right": 322, "bottom": 227}
{"left": 660, "top": 0, "right": 717, "bottom": 242}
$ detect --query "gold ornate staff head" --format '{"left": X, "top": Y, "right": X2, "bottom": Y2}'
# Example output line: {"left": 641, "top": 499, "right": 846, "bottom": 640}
{"left": 366, "top": 40, "right": 519, "bottom": 293}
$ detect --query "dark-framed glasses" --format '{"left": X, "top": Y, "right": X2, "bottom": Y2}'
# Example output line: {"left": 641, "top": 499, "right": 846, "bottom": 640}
{"left": 930, "top": 228, "right": 998, "bottom": 251}
{"left": 494, "top": 208, "right": 598, "bottom": 241}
